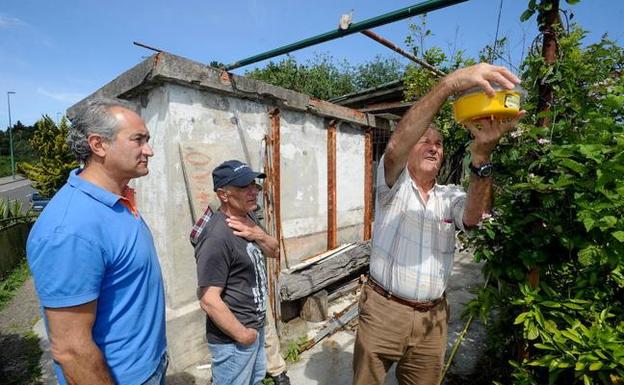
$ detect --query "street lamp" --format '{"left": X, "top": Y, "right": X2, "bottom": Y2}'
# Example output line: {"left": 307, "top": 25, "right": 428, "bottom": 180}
{"left": 7, "top": 91, "right": 16, "bottom": 180}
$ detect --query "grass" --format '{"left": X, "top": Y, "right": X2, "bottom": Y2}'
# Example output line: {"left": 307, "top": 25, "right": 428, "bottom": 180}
{"left": 0, "top": 258, "right": 42, "bottom": 385}
{"left": 261, "top": 376, "right": 275, "bottom": 385}
{"left": 0, "top": 259, "right": 30, "bottom": 312}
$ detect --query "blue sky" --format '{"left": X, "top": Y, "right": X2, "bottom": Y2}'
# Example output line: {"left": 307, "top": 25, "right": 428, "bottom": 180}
{"left": 1, "top": 0, "right": 622, "bottom": 127}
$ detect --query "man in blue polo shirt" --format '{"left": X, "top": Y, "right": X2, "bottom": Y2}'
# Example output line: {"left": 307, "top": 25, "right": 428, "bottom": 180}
{"left": 27, "top": 98, "right": 167, "bottom": 384}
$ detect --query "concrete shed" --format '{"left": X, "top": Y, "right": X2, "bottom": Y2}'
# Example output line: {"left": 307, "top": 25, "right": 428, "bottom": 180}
{"left": 68, "top": 52, "right": 391, "bottom": 372}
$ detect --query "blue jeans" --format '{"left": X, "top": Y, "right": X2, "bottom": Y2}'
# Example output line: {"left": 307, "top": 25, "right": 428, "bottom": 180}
{"left": 141, "top": 352, "right": 168, "bottom": 385}
{"left": 208, "top": 328, "right": 266, "bottom": 385}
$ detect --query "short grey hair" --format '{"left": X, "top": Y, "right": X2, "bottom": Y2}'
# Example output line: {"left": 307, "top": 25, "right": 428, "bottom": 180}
{"left": 67, "top": 98, "right": 138, "bottom": 163}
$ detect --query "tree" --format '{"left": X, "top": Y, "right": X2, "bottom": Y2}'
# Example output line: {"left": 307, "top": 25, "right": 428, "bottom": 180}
{"left": 18, "top": 116, "right": 78, "bottom": 197}
{"left": 245, "top": 53, "right": 404, "bottom": 101}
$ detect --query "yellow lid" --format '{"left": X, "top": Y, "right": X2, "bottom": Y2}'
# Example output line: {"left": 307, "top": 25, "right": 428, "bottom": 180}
{"left": 452, "top": 85, "right": 525, "bottom": 123}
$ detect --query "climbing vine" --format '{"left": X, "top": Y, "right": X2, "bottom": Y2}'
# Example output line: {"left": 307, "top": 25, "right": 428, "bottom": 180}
{"left": 464, "top": 21, "right": 624, "bottom": 385}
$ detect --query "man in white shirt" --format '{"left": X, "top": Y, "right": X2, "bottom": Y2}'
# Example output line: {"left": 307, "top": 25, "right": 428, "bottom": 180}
{"left": 353, "top": 63, "right": 525, "bottom": 385}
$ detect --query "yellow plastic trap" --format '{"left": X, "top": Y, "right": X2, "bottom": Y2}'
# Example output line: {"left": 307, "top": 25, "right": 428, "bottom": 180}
{"left": 452, "top": 85, "right": 524, "bottom": 123}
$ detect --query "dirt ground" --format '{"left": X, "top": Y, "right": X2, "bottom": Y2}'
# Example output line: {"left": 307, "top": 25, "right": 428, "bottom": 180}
{"left": 0, "top": 278, "right": 43, "bottom": 385}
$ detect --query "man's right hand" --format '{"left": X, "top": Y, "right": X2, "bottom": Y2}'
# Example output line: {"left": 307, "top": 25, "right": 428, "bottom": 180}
{"left": 238, "top": 327, "right": 258, "bottom": 346}
{"left": 442, "top": 62, "right": 520, "bottom": 97}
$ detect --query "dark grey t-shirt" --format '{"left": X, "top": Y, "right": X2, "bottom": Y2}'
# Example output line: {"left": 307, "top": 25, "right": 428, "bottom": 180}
{"left": 195, "top": 210, "right": 268, "bottom": 344}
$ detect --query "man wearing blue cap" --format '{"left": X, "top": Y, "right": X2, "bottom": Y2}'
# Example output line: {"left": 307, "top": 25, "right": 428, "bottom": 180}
{"left": 194, "top": 160, "right": 279, "bottom": 385}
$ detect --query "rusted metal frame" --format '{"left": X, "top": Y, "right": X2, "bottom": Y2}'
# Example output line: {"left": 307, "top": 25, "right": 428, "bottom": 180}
{"left": 327, "top": 119, "right": 338, "bottom": 250}
{"left": 224, "top": 0, "right": 469, "bottom": 70}
{"left": 299, "top": 300, "right": 359, "bottom": 352}
{"left": 360, "top": 30, "right": 446, "bottom": 77}
{"left": 265, "top": 107, "right": 283, "bottom": 324}
{"left": 133, "top": 41, "right": 164, "bottom": 53}
{"left": 364, "top": 127, "right": 373, "bottom": 240}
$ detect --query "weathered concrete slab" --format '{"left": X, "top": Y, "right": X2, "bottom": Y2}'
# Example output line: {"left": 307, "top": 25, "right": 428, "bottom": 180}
{"left": 67, "top": 53, "right": 390, "bottom": 130}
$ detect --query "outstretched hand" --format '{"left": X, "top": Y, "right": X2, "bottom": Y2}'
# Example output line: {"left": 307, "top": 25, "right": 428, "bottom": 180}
{"left": 464, "top": 111, "right": 526, "bottom": 161}
{"left": 445, "top": 62, "right": 520, "bottom": 97}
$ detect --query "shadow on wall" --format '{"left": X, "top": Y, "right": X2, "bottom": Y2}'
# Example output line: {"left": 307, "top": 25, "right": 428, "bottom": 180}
{"left": 0, "top": 332, "right": 43, "bottom": 385}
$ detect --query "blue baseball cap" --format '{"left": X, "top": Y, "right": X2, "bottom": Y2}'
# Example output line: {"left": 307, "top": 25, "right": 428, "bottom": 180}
{"left": 212, "top": 160, "right": 266, "bottom": 191}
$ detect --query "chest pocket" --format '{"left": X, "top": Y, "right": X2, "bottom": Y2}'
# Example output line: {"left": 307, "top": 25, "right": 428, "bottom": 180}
{"left": 436, "top": 198, "right": 456, "bottom": 255}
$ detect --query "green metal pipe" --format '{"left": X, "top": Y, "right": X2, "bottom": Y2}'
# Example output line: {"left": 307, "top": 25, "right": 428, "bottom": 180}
{"left": 224, "top": 0, "right": 468, "bottom": 70}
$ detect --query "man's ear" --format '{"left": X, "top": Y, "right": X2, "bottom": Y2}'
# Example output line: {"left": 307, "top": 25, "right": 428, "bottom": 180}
{"left": 216, "top": 188, "right": 229, "bottom": 203}
{"left": 87, "top": 134, "right": 107, "bottom": 158}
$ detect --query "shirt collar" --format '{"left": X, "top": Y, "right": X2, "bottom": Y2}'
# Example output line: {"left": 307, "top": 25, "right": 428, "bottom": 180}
{"left": 67, "top": 168, "right": 126, "bottom": 208}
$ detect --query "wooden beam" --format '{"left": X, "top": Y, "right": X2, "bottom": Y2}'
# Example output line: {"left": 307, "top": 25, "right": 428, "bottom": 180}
{"left": 280, "top": 241, "right": 370, "bottom": 301}
{"left": 327, "top": 119, "right": 337, "bottom": 250}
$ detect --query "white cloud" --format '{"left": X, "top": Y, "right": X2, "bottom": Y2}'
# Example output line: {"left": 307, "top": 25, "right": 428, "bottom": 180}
{"left": 37, "top": 88, "right": 85, "bottom": 103}
{"left": 0, "top": 14, "right": 27, "bottom": 29}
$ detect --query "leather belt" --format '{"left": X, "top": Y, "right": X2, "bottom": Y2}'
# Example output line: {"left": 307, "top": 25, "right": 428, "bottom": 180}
{"left": 366, "top": 277, "right": 445, "bottom": 312}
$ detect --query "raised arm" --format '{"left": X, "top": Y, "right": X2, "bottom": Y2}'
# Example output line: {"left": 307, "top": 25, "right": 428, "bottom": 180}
{"left": 45, "top": 301, "right": 114, "bottom": 385}
{"left": 384, "top": 63, "right": 521, "bottom": 187}
{"left": 462, "top": 112, "right": 525, "bottom": 227}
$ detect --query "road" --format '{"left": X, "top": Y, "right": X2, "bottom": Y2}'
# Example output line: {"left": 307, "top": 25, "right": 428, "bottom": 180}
{"left": 0, "top": 175, "right": 35, "bottom": 211}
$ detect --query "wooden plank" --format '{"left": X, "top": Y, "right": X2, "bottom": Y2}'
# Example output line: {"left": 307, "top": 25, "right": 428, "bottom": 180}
{"left": 284, "top": 243, "right": 355, "bottom": 274}
{"left": 308, "top": 98, "right": 390, "bottom": 130}
{"left": 280, "top": 241, "right": 370, "bottom": 301}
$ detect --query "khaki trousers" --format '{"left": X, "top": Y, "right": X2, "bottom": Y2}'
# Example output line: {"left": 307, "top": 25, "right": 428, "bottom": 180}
{"left": 353, "top": 284, "right": 449, "bottom": 385}
{"left": 264, "top": 308, "right": 287, "bottom": 376}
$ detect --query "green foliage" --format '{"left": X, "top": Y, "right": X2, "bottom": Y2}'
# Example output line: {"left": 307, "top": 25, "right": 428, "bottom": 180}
{"left": 464, "top": 23, "right": 624, "bottom": 385}
{"left": 520, "top": 0, "right": 581, "bottom": 23}
{"left": 18, "top": 115, "right": 78, "bottom": 197}
{"left": 0, "top": 259, "right": 29, "bottom": 310}
{"left": 0, "top": 198, "right": 33, "bottom": 229}
{"left": 246, "top": 53, "right": 404, "bottom": 100}
{"left": 283, "top": 335, "right": 308, "bottom": 363}
{"left": 0, "top": 121, "right": 38, "bottom": 177}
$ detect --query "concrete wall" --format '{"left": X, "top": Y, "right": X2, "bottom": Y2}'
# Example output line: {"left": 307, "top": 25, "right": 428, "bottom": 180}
{"left": 69, "top": 52, "right": 389, "bottom": 373}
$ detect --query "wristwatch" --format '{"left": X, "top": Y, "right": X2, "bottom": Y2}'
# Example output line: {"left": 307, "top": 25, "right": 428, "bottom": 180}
{"left": 469, "top": 162, "right": 494, "bottom": 177}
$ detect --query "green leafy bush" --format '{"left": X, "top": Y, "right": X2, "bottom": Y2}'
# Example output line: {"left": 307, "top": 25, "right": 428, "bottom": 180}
{"left": 465, "top": 25, "right": 624, "bottom": 385}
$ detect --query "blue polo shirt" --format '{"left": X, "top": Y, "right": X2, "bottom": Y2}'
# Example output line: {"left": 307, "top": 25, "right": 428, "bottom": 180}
{"left": 27, "top": 169, "right": 166, "bottom": 385}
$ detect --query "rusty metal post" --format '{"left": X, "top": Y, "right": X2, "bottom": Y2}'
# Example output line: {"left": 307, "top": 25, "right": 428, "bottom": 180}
{"left": 327, "top": 119, "right": 338, "bottom": 250}
{"left": 265, "top": 107, "right": 283, "bottom": 324}
{"left": 364, "top": 127, "right": 373, "bottom": 240}
{"left": 360, "top": 30, "right": 445, "bottom": 77}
